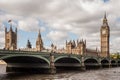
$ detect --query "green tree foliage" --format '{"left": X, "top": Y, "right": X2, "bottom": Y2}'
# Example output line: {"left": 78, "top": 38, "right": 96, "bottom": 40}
{"left": 110, "top": 53, "right": 120, "bottom": 59}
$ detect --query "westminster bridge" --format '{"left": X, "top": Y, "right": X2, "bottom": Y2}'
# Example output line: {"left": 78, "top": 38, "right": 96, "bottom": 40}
{"left": 0, "top": 50, "right": 120, "bottom": 74}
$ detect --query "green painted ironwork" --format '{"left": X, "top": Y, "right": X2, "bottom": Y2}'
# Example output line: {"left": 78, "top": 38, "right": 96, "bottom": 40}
{"left": 0, "top": 50, "right": 119, "bottom": 69}
{"left": 54, "top": 56, "right": 81, "bottom": 63}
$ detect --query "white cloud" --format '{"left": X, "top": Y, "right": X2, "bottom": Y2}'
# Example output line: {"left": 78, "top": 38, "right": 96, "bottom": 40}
{"left": 0, "top": 23, "right": 5, "bottom": 48}
{"left": 47, "top": 30, "right": 69, "bottom": 42}
{"left": 0, "top": 0, "right": 120, "bottom": 52}
{"left": 18, "top": 18, "right": 44, "bottom": 32}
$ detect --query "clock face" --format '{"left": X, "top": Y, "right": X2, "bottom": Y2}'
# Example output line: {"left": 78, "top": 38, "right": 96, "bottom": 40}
{"left": 102, "top": 30, "right": 106, "bottom": 34}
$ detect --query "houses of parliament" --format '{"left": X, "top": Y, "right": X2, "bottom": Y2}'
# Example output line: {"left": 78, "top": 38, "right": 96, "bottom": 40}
{"left": 4, "top": 13, "right": 110, "bottom": 57}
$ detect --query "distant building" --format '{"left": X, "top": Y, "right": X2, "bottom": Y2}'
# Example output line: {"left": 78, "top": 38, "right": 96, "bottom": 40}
{"left": 66, "top": 40, "right": 86, "bottom": 55}
{"left": 65, "top": 40, "right": 99, "bottom": 56}
{"left": 85, "top": 48, "right": 99, "bottom": 57}
{"left": 5, "top": 22, "right": 17, "bottom": 50}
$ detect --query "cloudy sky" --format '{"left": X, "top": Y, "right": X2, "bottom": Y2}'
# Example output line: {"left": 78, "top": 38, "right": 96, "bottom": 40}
{"left": 0, "top": 0, "right": 120, "bottom": 53}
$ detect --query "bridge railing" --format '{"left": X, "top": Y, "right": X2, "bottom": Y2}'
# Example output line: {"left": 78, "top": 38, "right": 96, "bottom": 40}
{"left": 0, "top": 49, "right": 51, "bottom": 54}
{"left": 0, "top": 49, "right": 115, "bottom": 61}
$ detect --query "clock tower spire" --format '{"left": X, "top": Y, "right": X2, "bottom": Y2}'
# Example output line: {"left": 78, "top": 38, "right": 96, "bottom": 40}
{"left": 100, "top": 13, "right": 110, "bottom": 57}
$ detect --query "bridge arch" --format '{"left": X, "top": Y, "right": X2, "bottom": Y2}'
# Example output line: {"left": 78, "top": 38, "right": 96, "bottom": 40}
{"left": 55, "top": 56, "right": 81, "bottom": 63}
{"left": 84, "top": 57, "right": 99, "bottom": 62}
{"left": 54, "top": 56, "right": 81, "bottom": 68}
{"left": 0, "top": 55, "right": 52, "bottom": 73}
{"left": 0, "top": 55, "right": 50, "bottom": 65}
{"left": 101, "top": 59, "right": 109, "bottom": 68}
{"left": 84, "top": 58, "right": 99, "bottom": 69}
{"left": 117, "top": 60, "right": 120, "bottom": 66}
{"left": 1, "top": 55, "right": 51, "bottom": 72}
{"left": 111, "top": 59, "right": 117, "bottom": 67}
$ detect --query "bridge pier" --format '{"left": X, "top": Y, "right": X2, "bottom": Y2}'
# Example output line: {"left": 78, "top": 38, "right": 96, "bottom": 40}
{"left": 109, "top": 60, "right": 111, "bottom": 68}
{"left": 99, "top": 62, "right": 102, "bottom": 69}
{"left": 117, "top": 60, "right": 119, "bottom": 67}
{"left": 81, "top": 56, "right": 86, "bottom": 71}
{"left": 49, "top": 53, "right": 56, "bottom": 74}
{"left": 116, "top": 60, "right": 119, "bottom": 67}
{"left": 48, "top": 67, "right": 56, "bottom": 74}
{"left": 99, "top": 58, "right": 102, "bottom": 69}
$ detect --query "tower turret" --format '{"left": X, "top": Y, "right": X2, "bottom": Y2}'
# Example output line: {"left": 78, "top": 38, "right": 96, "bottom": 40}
{"left": 5, "top": 20, "right": 17, "bottom": 50}
{"left": 36, "top": 29, "right": 44, "bottom": 51}
{"left": 26, "top": 39, "right": 32, "bottom": 48}
{"left": 15, "top": 27, "right": 17, "bottom": 33}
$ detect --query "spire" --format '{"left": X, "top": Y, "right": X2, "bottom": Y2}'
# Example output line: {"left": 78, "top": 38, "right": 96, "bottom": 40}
{"left": 73, "top": 40, "right": 75, "bottom": 44}
{"left": 15, "top": 27, "right": 17, "bottom": 33}
{"left": 36, "top": 29, "right": 43, "bottom": 43}
{"left": 104, "top": 12, "right": 106, "bottom": 19}
{"left": 103, "top": 12, "right": 108, "bottom": 25}
{"left": 66, "top": 40, "right": 67, "bottom": 45}
{"left": 82, "top": 39, "right": 83, "bottom": 42}
{"left": 38, "top": 29, "right": 41, "bottom": 38}
{"left": 36, "top": 29, "right": 44, "bottom": 51}
{"left": 51, "top": 43, "right": 54, "bottom": 48}
{"left": 27, "top": 39, "right": 32, "bottom": 48}
{"left": 84, "top": 40, "right": 86, "bottom": 46}
{"left": 8, "top": 20, "right": 13, "bottom": 32}
{"left": 77, "top": 39, "right": 79, "bottom": 44}
{"left": 73, "top": 40, "right": 76, "bottom": 47}
{"left": 96, "top": 47, "right": 98, "bottom": 51}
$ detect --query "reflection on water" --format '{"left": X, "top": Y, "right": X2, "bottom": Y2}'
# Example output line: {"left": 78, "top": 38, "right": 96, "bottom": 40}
{"left": 0, "top": 68, "right": 120, "bottom": 80}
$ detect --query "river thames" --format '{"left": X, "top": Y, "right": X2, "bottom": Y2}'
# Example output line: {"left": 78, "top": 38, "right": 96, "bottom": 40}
{"left": 0, "top": 67, "right": 120, "bottom": 80}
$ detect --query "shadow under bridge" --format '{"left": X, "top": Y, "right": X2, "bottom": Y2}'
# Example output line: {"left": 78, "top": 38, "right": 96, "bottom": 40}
{"left": 84, "top": 58, "right": 100, "bottom": 69}
{"left": 54, "top": 56, "right": 81, "bottom": 70}
{"left": 1, "top": 55, "right": 50, "bottom": 72}
{"left": 101, "top": 59, "right": 109, "bottom": 68}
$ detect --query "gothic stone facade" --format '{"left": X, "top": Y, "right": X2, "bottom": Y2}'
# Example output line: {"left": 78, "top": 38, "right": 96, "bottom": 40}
{"left": 5, "top": 26, "right": 17, "bottom": 50}
{"left": 36, "top": 30, "right": 44, "bottom": 51}
{"left": 66, "top": 40, "right": 86, "bottom": 55}
{"left": 65, "top": 14, "right": 110, "bottom": 57}
{"left": 100, "top": 13, "right": 110, "bottom": 57}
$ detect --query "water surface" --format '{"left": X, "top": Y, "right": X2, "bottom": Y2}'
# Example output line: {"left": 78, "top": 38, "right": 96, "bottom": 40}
{"left": 0, "top": 68, "right": 120, "bottom": 80}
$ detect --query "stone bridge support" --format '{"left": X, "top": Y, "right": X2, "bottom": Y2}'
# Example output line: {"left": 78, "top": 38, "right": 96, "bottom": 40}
{"left": 109, "top": 59, "right": 111, "bottom": 68}
{"left": 117, "top": 59, "right": 120, "bottom": 67}
{"left": 98, "top": 58, "right": 102, "bottom": 69}
{"left": 49, "top": 53, "right": 56, "bottom": 74}
{"left": 81, "top": 56, "right": 86, "bottom": 71}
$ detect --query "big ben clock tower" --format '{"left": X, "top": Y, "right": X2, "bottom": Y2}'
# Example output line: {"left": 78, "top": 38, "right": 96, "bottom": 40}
{"left": 100, "top": 13, "right": 110, "bottom": 57}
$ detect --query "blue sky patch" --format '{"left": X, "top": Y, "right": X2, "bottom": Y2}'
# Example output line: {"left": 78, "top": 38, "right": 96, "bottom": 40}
{"left": 103, "top": 0, "right": 109, "bottom": 3}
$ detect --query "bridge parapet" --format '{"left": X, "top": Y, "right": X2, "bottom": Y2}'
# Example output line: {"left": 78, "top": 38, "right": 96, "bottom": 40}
{"left": 0, "top": 49, "right": 50, "bottom": 54}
